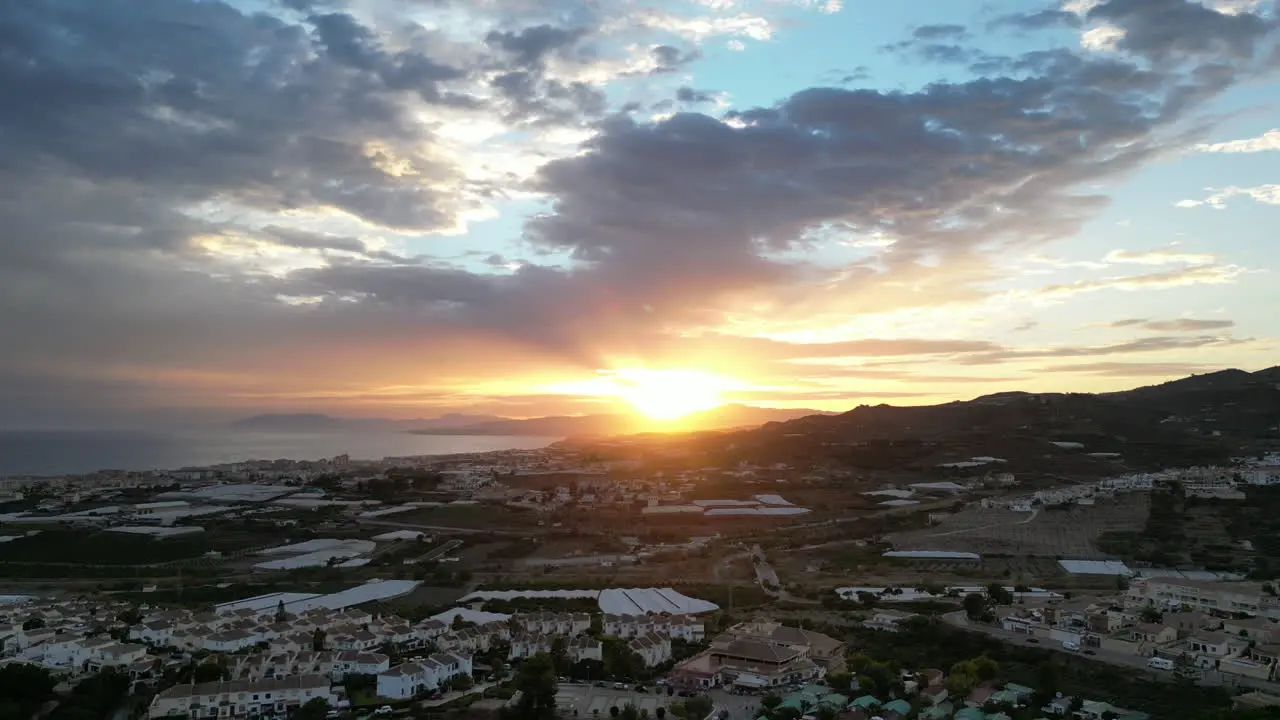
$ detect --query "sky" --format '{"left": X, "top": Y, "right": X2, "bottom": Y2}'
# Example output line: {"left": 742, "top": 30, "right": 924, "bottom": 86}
{"left": 1, "top": 0, "right": 1278, "bottom": 429}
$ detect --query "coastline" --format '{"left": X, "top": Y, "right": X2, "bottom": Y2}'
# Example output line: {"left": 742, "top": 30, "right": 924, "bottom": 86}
{"left": 0, "top": 430, "right": 560, "bottom": 478}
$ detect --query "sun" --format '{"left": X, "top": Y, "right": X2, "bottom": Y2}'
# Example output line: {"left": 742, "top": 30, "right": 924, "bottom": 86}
{"left": 611, "top": 369, "right": 730, "bottom": 421}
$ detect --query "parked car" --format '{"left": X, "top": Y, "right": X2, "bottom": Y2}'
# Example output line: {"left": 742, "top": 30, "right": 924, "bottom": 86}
{"left": 1026, "top": 638, "right": 1040, "bottom": 644}
{"left": 375, "top": 706, "right": 393, "bottom": 716}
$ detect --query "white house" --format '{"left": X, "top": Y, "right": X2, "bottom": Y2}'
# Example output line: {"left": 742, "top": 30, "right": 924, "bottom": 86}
{"left": 376, "top": 653, "right": 473, "bottom": 699}
{"left": 628, "top": 632, "right": 671, "bottom": 668}
{"left": 148, "top": 674, "right": 335, "bottom": 718}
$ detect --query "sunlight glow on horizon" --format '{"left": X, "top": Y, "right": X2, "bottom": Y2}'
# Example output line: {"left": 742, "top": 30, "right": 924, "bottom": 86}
{"left": 541, "top": 368, "right": 742, "bottom": 421}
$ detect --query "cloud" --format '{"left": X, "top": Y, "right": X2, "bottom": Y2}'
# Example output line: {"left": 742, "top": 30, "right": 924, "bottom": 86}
{"left": 989, "top": 9, "right": 1084, "bottom": 32}
{"left": 1108, "top": 318, "right": 1236, "bottom": 331}
{"left": 1085, "top": 0, "right": 1278, "bottom": 62}
{"left": 1034, "top": 264, "right": 1246, "bottom": 299}
{"left": 0, "top": 0, "right": 1277, "bottom": 424}
{"left": 1176, "top": 184, "right": 1280, "bottom": 208}
{"left": 1103, "top": 248, "right": 1218, "bottom": 265}
{"left": 1196, "top": 128, "right": 1280, "bottom": 153}
{"left": 959, "top": 334, "right": 1244, "bottom": 364}
{"left": 1038, "top": 361, "right": 1219, "bottom": 376}
{"left": 912, "top": 24, "right": 969, "bottom": 40}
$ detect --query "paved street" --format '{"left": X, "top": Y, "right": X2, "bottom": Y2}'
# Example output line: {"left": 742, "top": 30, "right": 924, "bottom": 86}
{"left": 554, "top": 684, "right": 680, "bottom": 717}
{"left": 707, "top": 689, "right": 764, "bottom": 720}
{"left": 942, "top": 611, "right": 1280, "bottom": 695}
{"left": 550, "top": 683, "right": 762, "bottom": 720}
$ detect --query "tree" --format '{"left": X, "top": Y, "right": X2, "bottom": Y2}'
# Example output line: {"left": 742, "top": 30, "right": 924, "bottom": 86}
{"left": 1173, "top": 653, "right": 1198, "bottom": 686}
{"left": 193, "top": 661, "right": 225, "bottom": 683}
{"left": 117, "top": 607, "right": 143, "bottom": 626}
{"left": 551, "top": 636, "right": 570, "bottom": 674}
{"left": 293, "top": 698, "right": 331, "bottom": 720}
{"left": 452, "top": 673, "right": 474, "bottom": 691}
{"left": 621, "top": 704, "right": 640, "bottom": 720}
{"left": 972, "top": 655, "right": 999, "bottom": 682}
{"left": 1034, "top": 659, "right": 1060, "bottom": 706}
{"left": 610, "top": 707, "right": 620, "bottom": 719}
{"left": 656, "top": 709, "right": 666, "bottom": 720}
{"left": 963, "top": 593, "right": 987, "bottom": 620}
{"left": 511, "top": 653, "right": 558, "bottom": 720}
{"left": 1140, "top": 606, "right": 1163, "bottom": 623}
{"left": 21, "top": 617, "right": 45, "bottom": 631}
{"left": 682, "top": 696, "right": 714, "bottom": 720}
{"left": 312, "top": 628, "right": 326, "bottom": 652}
{"left": 276, "top": 599, "right": 287, "bottom": 622}
{"left": 824, "top": 672, "right": 851, "bottom": 693}
{"left": 761, "top": 694, "right": 782, "bottom": 717}
{"left": 985, "top": 583, "right": 1013, "bottom": 606}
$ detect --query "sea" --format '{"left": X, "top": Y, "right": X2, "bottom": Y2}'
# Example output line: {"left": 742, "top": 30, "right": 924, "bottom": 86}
{"left": 0, "top": 430, "right": 559, "bottom": 477}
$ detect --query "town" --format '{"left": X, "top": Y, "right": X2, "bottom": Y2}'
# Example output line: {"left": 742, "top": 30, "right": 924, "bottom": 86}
{"left": 1, "top": 412, "right": 1280, "bottom": 720}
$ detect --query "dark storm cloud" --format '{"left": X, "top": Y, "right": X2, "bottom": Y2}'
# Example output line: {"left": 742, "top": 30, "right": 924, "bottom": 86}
{"left": 0, "top": 0, "right": 480, "bottom": 231}
{"left": 650, "top": 45, "right": 702, "bottom": 74}
{"left": 676, "top": 86, "right": 717, "bottom": 104}
{"left": 485, "top": 24, "right": 591, "bottom": 67}
{"left": 1088, "top": 0, "right": 1278, "bottom": 62}
{"left": 912, "top": 24, "right": 968, "bottom": 40}
{"left": 481, "top": 23, "right": 612, "bottom": 124}
{"left": 988, "top": 9, "right": 1083, "bottom": 32}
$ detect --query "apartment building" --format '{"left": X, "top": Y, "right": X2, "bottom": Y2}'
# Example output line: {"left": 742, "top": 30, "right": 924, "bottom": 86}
{"left": 669, "top": 621, "right": 839, "bottom": 691}
{"left": 376, "top": 653, "right": 473, "bottom": 700}
{"left": 1127, "top": 578, "right": 1280, "bottom": 618}
{"left": 628, "top": 632, "right": 672, "bottom": 667}
{"left": 603, "top": 614, "right": 705, "bottom": 642}
{"left": 148, "top": 675, "right": 336, "bottom": 719}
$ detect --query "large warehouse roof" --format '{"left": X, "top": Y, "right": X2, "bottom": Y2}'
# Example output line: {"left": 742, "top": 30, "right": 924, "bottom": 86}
{"left": 215, "top": 592, "right": 322, "bottom": 614}
{"left": 283, "top": 580, "right": 420, "bottom": 612}
{"left": 1058, "top": 559, "right": 1133, "bottom": 576}
{"left": 883, "top": 550, "right": 981, "bottom": 560}
{"left": 597, "top": 587, "right": 719, "bottom": 615}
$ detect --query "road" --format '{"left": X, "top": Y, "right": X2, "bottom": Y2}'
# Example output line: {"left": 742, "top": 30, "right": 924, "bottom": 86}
{"left": 750, "top": 545, "right": 815, "bottom": 605}
{"left": 414, "top": 539, "right": 464, "bottom": 564}
{"left": 354, "top": 518, "right": 526, "bottom": 536}
{"left": 417, "top": 681, "right": 495, "bottom": 708}
{"left": 942, "top": 611, "right": 1280, "bottom": 694}
{"left": 921, "top": 509, "right": 1039, "bottom": 538}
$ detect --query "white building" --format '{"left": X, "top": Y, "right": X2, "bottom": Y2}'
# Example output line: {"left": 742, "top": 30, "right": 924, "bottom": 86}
{"left": 628, "top": 632, "right": 672, "bottom": 667}
{"left": 375, "top": 653, "right": 473, "bottom": 699}
{"left": 148, "top": 675, "right": 336, "bottom": 719}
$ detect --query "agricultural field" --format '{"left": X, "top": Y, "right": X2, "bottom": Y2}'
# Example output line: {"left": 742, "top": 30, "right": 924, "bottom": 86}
{"left": 887, "top": 493, "right": 1150, "bottom": 559}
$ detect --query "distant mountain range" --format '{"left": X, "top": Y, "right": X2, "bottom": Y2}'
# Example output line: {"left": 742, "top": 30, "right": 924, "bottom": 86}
{"left": 711, "top": 366, "right": 1280, "bottom": 473}
{"left": 231, "top": 405, "right": 831, "bottom": 437}
{"left": 406, "top": 404, "right": 835, "bottom": 437}
{"left": 230, "top": 412, "right": 505, "bottom": 433}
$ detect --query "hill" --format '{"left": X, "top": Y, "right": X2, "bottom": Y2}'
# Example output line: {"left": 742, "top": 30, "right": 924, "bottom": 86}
{"left": 407, "top": 404, "right": 834, "bottom": 437}
{"left": 699, "top": 366, "right": 1280, "bottom": 474}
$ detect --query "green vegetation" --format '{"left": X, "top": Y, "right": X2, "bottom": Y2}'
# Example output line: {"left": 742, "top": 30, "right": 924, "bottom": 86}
{"left": 1096, "top": 485, "right": 1280, "bottom": 575}
{"left": 503, "top": 653, "right": 558, "bottom": 720}
{"left": 47, "top": 667, "right": 130, "bottom": 720}
{"left": 0, "top": 663, "right": 57, "bottom": 720}
{"left": 837, "top": 621, "right": 1230, "bottom": 719}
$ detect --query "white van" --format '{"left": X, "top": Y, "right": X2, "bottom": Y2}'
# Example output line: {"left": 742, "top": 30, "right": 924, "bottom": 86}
{"left": 1147, "top": 657, "right": 1175, "bottom": 671}
{"left": 1062, "top": 641, "right": 1080, "bottom": 652}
